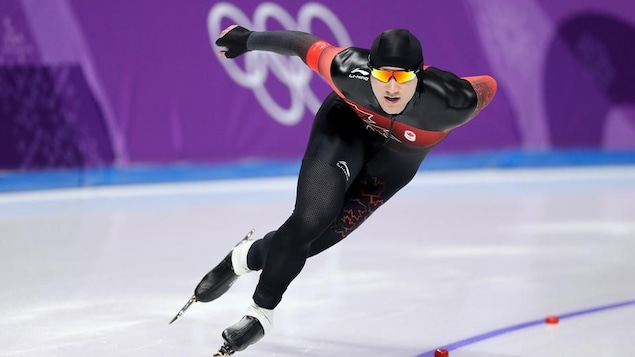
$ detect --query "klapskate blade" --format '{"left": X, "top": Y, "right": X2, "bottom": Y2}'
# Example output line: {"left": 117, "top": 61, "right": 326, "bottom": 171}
{"left": 234, "top": 229, "right": 255, "bottom": 247}
{"left": 171, "top": 229, "right": 254, "bottom": 326}
{"left": 169, "top": 295, "right": 197, "bottom": 324}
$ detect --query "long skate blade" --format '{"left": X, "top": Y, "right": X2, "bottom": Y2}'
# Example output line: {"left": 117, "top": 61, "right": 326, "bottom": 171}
{"left": 233, "top": 229, "right": 255, "bottom": 247}
{"left": 169, "top": 295, "right": 197, "bottom": 324}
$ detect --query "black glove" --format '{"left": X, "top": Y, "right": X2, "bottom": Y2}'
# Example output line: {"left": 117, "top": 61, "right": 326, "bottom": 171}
{"left": 215, "top": 26, "right": 253, "bottom": 58}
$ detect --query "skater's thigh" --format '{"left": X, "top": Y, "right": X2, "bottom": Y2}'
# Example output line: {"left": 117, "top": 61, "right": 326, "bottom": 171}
{"left": 306, "top": 148, "right": 430, "bottom": 257}
{"left": 358, "top": 147, "right": 430, "bottom": 199}
{"left": 303, "top": 92, "right": 366, "bottom": 183}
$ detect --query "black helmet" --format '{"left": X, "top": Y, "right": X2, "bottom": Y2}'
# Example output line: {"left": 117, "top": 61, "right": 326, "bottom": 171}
{"left": 368, "top": 29, "right": 423, "bottom": 71}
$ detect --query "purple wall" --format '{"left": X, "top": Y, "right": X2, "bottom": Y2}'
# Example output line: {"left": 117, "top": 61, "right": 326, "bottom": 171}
{"left": 1, "top": 0, "right": 634, "bottom": 170}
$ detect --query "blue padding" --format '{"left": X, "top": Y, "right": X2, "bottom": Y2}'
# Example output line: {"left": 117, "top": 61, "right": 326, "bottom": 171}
{"left": 1, "top": 150, "right": 634, "bottom": 193}
{"left": 421, "top": 149, "right": 635, "bottom": 170}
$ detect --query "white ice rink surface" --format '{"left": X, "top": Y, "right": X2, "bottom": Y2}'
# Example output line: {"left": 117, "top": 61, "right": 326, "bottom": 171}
{"left": 1, "top": 166, "right": 635, "bottom": 357}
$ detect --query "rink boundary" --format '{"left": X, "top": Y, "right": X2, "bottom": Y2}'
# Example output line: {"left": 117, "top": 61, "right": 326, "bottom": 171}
{"left": 1, "top": 165, "right": 634, "bottom": 204}
{"left": 1, "top": 149, "right": 634, "bottom": 193}
{"left": 416, "top": 299, "right": 635, "bottom": 357}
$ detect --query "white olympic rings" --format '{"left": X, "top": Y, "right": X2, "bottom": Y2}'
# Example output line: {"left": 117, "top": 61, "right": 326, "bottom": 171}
{"left": 207, "top": 2, "right": 352, "bottom": 125}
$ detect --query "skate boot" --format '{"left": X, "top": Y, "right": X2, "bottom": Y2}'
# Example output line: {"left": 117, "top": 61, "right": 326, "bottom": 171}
{"left": 169, "top": 229, "right": 256, "bottom": 324}
{"left": 213, "top": 302, "right": 273, "bottom": 356}
{"left": 194, "top": 229, "right": 256, "bottom": 302}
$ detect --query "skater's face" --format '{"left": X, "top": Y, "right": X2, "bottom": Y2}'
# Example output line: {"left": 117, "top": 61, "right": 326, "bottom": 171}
{"left": 370, "top": 66, "right": 418, "bottom": 115}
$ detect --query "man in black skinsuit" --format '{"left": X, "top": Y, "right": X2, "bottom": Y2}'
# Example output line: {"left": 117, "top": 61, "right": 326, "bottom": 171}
{"left": 177, "top": 24, "right": 497, "bottom": 355}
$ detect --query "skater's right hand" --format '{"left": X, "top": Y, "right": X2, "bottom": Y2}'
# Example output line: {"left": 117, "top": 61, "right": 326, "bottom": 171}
{"left": 216, "top": 25, "right": 253, "bottom": 59}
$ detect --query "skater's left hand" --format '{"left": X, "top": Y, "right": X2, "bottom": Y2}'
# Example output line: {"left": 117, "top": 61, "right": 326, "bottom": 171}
{"left": 216, "top": 25, "right": 253, "bottom": 59}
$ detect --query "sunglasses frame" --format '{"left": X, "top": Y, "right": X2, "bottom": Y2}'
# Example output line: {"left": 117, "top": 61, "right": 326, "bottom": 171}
{"left": 368, "top": 66, "right": 420, "bottom": 84}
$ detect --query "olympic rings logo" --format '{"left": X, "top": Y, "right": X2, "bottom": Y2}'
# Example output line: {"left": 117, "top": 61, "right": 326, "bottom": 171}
{"left": 207, "top": 2, "right": 352, "bottom": 125}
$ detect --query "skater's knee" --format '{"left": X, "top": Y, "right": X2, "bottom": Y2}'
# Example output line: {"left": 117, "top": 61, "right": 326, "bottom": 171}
{"left": 294, "top": 186, "right": 342, "bottom": 225}
{"left": 289, "top": 208, "right": 338, "bottom": 244}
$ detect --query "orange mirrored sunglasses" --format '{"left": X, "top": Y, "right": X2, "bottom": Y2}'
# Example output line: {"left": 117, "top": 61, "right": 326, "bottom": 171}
{"left": 370, "top": 68, "right": 419, "bottom": 84}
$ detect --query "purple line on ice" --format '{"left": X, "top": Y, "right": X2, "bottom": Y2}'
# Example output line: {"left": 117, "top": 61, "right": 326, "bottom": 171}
{"left": 416, "top": 299, "right": 635, "bottom": 357}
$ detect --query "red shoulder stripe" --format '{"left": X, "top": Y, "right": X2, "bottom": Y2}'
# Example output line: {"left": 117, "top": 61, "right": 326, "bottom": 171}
{"left": 306, "top": 41, "right": 346, "bottom": 97}
{"left": 306, "top": 40, "right": 330, "bottom": 72}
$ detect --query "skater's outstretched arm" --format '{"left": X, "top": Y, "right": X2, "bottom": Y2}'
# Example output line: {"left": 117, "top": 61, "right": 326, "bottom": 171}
{"left": 216, "top": 25, "right": 319, "bottom": 60}
{"left": 215, "top": 25, "right": 345, "bottom": 84}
